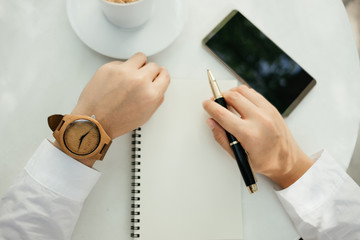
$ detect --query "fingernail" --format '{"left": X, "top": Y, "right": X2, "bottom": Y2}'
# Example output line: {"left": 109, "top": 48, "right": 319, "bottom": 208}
{"left": 206, "top": 118, "right": 215, "bottom": 130}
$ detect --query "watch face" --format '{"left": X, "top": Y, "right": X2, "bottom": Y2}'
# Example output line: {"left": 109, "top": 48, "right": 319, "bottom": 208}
{"left": 63, "top": 119, "right": 101, "bottom": 156}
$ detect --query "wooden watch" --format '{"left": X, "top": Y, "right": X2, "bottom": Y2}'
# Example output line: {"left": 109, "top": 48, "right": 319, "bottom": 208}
{"left": 48, "top": 114, "right": 112, "bottom": 161}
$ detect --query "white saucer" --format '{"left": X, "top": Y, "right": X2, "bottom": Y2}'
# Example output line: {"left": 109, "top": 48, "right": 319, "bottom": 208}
{"left": 66, "top": 0, "right": 186, "bottom": 59}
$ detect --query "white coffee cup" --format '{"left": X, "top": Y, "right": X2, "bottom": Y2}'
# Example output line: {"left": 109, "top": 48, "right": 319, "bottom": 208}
{"left": 99, "top": 0, "right": 155, "bottom": 29}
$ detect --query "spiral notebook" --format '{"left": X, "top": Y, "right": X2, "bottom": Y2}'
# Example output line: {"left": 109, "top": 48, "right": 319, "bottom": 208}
{"left": 130, "top": 79, "right": 243, "bottom": 239}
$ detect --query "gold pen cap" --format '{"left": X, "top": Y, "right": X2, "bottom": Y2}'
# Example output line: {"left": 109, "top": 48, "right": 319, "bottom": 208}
{"left": 207, "top": 69, "right": 223, "bottom": 99}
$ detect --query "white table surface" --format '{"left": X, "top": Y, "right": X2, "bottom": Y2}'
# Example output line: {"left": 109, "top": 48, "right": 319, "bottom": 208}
{"left": 1, "top": 0, "right": 359, "bottom": 239}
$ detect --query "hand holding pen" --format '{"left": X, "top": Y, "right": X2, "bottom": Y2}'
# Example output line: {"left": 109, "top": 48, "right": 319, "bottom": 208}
{"left": 206, "top": 70, "right": 257, "bottom": 193}
{"left": 203, "top": 70, "right": 314, "bottom": 190}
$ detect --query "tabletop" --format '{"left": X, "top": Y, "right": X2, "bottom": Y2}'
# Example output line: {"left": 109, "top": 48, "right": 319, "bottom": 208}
{"left": 0, "top": 0, "right": 359, "bottom": 239}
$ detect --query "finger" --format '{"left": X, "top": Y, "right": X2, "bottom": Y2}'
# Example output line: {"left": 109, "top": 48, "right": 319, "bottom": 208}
{"left": 206, "top": 118, "right": 234, "bottom": 158}
{"left": 123, "top": 52, "right": 147, "bottom": 69}
{"left": 222, "top": 90, "right": 257, "bottom": 119}
{"left": 153, "top": 67, "right": 170, "bottom": 95}
{"left": 202, "top": 99, "right": 246, "bottom": 139}
{"left": 140, "top": 62, "right": 161, "bottom": 81}
{"left": 228, "top": 105, "right": 240, "bottom": 117}
{"left": 231, "top": 85, "right": 272, "bottom": 109}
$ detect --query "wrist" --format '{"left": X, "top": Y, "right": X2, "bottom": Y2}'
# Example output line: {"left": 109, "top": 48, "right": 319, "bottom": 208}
{"left": 269, "top": 151, "right": 314, "bottom": 189}
{"left": 53, "top": 140, "right": 97, "bottom": 168}
{"left": 48, "top": 114, "right": 112, "bottom": 167}
{"left": 71, "top": 107, "right": 114, "bottom": 139}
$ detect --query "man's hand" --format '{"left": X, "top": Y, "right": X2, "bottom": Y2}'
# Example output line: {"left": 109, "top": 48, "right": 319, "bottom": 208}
{"left": 72, "top": 52, "right": 170, "bottom": 139}
{"left": 203, "top": 85, "right": 313, "bottom": 189}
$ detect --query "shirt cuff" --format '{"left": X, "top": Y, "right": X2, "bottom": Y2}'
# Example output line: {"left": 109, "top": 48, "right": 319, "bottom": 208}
{"left": 275, "top": 150, "right": 349, "bottom": 219}
{"left": 25, "top": 139, "right": 101, "bottom": 202}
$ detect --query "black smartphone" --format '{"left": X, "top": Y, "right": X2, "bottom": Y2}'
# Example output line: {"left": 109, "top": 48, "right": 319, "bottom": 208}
{"left": 202, "top": 10, "right": 316, "bottom": 117}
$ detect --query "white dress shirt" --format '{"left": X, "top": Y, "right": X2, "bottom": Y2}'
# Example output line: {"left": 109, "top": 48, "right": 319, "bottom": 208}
{"left": 0, "top": 140, "right": 100, "bottom": 240}
{"left": 276, "top": 150, "right": 360, "bottom": 239}
{"left": 0, "top": 139, "right": 359, "bottom": 240}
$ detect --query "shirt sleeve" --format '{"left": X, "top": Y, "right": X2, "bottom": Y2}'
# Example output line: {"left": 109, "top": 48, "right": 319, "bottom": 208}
{"left": 0, "top": 139, "right": 101, "bottom": 240}
{"left": 276, "top": 150, "right": 360, "bottom": 240}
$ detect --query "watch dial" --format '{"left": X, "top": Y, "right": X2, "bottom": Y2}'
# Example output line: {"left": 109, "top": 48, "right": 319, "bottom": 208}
{"left": 63, "top": 119, "right": 101, "bottom": 155}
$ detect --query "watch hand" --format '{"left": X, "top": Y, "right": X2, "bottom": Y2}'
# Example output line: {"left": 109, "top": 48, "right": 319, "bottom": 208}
{"left": 78, "top": 130, "right": 91, "bottom": 150}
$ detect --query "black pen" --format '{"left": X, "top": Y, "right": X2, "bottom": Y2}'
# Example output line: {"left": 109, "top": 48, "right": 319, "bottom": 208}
{"left": 207, "top": 69, "right": 257, "bottom": 194}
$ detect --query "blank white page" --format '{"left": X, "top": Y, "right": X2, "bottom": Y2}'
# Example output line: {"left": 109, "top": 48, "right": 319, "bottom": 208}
{"left": 138, "top": 79, "right": 242, "bottom": 240}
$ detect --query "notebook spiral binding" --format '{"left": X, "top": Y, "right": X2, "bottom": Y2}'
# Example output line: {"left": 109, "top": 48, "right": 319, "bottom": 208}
{"left": 131, "top": 128, "right": 141, "bottom": 238}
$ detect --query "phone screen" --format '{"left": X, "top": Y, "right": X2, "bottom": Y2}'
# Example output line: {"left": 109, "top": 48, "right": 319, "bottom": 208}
{"left": 203, "top": 10, "right": 316, "bottom": 116}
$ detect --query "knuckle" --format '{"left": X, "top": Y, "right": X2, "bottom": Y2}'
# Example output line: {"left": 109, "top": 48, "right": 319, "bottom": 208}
{"left": 270, "top": 105, "right": 280, "bottom": 115}
{"left": 159, "top": 66, "right": 171, "bottom": 80}
{"left": 111, "top": 60, "right": 123, "bottom": 65}
{"left": 147, "top": 62, "right": 160, "bottom": 69}
{"left": 134, "top": 52, "right": 146, "bottom": 59}
{"left": 262, "top": 103, "right": 276, "bottom": 116}
{"left": 161, "top": 66, "right": 169, "bottom": 74}
{"left": 133, "top": 72, "right": 146, "bottom": 82}
{"left": 98, "top": 63, "right": 117, "bottom": 77}
{"left": 139, "top": 53, "right": 147, "bottom": 62}
{"left": 239, "top": 84, "right": 249, "bottom": 90}
{"left": 226, "top": 91, "right": 240, "bottom": 103}
{"left": 213, "top": 107, "right": 227, "bottom": 122}
{"left": 144, "top": 88, "right": 159, "bottom": 103}
{"left": 249, "top": 87, "right": 257, "bottom": 94}
{"left": 163, "top": 73, "right": 171, "bottom": 84}
{"left": 99, "top": 62, "right": 112, "bottom": 71}
{"left": 236, "top": 84, "right": 249, "bottom": 94}
{"left": 101, "top": 62, "right": 126, "bottom": 75}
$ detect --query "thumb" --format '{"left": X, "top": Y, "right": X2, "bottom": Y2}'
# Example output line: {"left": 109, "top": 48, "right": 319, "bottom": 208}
{"left": 206, "top": 118, "right": 234, "bottom": 159}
